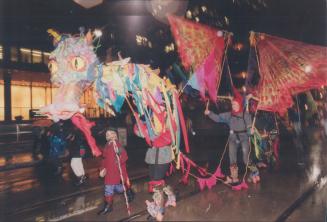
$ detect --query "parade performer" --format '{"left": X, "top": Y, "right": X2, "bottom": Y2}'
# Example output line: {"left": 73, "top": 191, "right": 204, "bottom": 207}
{"left": 204, "top": 89, "right": 260, "bottom": 185}
{"left": 67, "top": 127, "right": 88, "bottom": 186}
{"left": 97, "top": 128, "right": 134, "bottom": 215}
{"left": 145, "top": 144, "right": 173, "bottom": 192}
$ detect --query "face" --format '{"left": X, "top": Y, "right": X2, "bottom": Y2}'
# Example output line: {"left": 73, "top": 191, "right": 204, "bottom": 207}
{"left": 232, "top": 101, "right": 240, "bottom": 112}
{"left": 106, "top": 130, "right": 118, "bottom": 141}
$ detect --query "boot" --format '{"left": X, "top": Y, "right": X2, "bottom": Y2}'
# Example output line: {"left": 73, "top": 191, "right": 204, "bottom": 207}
{"left": 248, "top": 164, "right": 260, "bottom": 184}
{"left": 148, "top": 180, "right": 165, "bottom": 193}
{"left": 230, "top": 164, "right": 240, "bottom": 185}
{"left": 75, "top": 175, "right": 87, "bottom": 186}
{"left": 97, "top": 196, "right": 113, "bottom": 215}
{"left": 126, "top": 189, "right": 135, "bottom": 203}
{"left": 163, "top": 185, "right": 176, "bottom": 207}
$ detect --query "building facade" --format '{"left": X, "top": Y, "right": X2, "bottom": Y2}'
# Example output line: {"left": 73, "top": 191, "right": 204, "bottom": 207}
{"left": 0, "top": 44, "right": 106, "bottom": 122}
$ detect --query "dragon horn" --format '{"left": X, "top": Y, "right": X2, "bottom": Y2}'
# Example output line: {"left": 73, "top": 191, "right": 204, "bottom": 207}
{"left": 47, "top": 29, "right": 61, "bottom": 43}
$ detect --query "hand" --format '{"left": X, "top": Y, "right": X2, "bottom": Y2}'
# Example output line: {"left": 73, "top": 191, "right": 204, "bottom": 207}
{"left": 204, "top": 109, "right": 210, "bottom": 115}
{"left": 99, "top": 168, "right": 106, "bottom": 177}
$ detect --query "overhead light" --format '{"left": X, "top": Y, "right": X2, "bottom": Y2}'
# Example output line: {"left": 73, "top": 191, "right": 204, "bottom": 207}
{"left": 73, "top": 0, "right": 103, "bottom": 9}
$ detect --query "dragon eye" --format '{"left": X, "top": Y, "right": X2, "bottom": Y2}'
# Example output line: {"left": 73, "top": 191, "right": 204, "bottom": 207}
{"left": 70, "top": 56, "right": 86, "bottom": 72}
{"left": 48, "top": 60, "right": 58, "bottom": 74}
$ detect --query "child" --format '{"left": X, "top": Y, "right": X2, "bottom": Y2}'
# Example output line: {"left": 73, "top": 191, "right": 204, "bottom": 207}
{"left": 97, "top": 128, "right": 134, "bottom": 215}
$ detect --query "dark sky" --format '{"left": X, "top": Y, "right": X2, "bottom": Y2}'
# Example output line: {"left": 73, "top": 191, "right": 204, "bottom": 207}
{"left": 1, "top": 0, "right": 326, "bottom": 45}
{"left": 0, "top": 0, "right": 326, "bottom": 72}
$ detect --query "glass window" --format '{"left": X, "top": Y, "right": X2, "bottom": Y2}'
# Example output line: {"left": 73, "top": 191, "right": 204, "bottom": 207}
{"left": 0, "top": 45, "right": 3, "bottom": 60}
{"left": 32, "top": 86, "right": 46, "bottom": 108}
{"left": 20, "top": 48, "right": 32, "bottom": 63}
{"left": 0, "top": 84, "right": 4, "bottom": 121}
{"left": 43, "top": 52, "right": 50, "bottom": 65}
{"left": 11, "top": 85, "right": 31, "bottom": 120}
{"left": 10, "top": 47, "right": 18, "bottom": 62}
{"left": 32, "top": 50, "right": 42, "bottom": 63}
{"left": 45, "top": 87, "right": 52, "bottom": 105}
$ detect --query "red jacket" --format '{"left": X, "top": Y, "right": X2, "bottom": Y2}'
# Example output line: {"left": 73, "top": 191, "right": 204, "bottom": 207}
{"left": 101, "top": 140, "right": 128, "bottom": 185}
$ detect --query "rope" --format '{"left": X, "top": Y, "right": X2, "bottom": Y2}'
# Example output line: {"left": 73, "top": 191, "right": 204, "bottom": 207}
{"left": 112, "top": 140, "right": 131, "bottom": 216}
{"left": 218, "top": 136, "right": 230, "bottom": 168}
{"left": 242, "top": 137, "right": 253, "bottom": 182}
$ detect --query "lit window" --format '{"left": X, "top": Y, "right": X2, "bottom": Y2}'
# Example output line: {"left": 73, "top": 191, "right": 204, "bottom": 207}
{"left": 10, "top": 47, "right": 18, "bottom": 62}
{"left": 43, "top": 52, "right": 50, "bottom": 65}
{"left": 20, "top": 48, "right": 32, "bottom": 63}
{"left": 0, "top": 45, "right": 3, "bottom": 60}
{"left": 0, "top": 84, "right": 4, "bottom": 121}
{"left": 11, "top": 85, "right": 31, "bottom": 120}
{"left": 32, "top": 50, "right": 42, "bottom": 63}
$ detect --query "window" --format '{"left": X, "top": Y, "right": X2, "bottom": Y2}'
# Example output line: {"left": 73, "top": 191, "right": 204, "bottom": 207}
{"left": 10, "top": 47, "right": 18, "bottom": 62}
{"left": 20, "top": 48, "right": 32, "bottom": 63}
{"left": 0, "top": 45, "right": 3, "bottom": 60}
{"left": 32, "top": 50, "right": 42, "bottom": 63}
{"left": 0, "top": 84, "right": 4, "bottom": 121}
{"left": 11, "top": 85, "right": 31, "bottom": 120}
{"left": 43, "top": 52, "right": 50, "bottom": 65}
{"left": 32, "top": 86, "right": 46, "bottom": 109}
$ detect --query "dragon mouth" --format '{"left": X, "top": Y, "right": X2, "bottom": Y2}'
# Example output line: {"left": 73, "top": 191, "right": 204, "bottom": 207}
{"left": 40, "top": 82, "right": 86, "bottom": 122}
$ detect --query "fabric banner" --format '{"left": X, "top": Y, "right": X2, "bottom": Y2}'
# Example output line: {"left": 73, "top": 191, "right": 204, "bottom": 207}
{"left": 253, "top": 33, "right": 327, "bottom": 115}
{"left": 168, "top": 15, "right": 226, "bottom": 101}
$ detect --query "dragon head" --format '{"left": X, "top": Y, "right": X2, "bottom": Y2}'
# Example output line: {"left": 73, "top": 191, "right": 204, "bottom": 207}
{"left": 40, "top": 29, "right": 98, "bottom": 121}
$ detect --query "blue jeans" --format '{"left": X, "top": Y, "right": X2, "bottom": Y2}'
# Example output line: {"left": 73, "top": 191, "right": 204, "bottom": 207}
{"left": 104, "top": 184, "right": 124, "bottom": 196}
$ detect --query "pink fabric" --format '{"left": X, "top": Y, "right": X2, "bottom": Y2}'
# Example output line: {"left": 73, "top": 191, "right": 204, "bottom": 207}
{"left": 231, "top": 180, "right": 249, "bottom": 191}
{"left": 205, "top": 176, "right": 217, "bottom": 189}
{"left": 213, "top": 166, "right": 225, "bottom": 178}
{"left": 197, "top": 178, "right": 206, "bottom": 191}
{"left": 204, "top": 49, "right": 219, "bottom": 102}
{"left": 194, "top": 49, "right": 220, "bottom": 102}
{"left": 71, "top": 113, "right": 101, "bottom": 157}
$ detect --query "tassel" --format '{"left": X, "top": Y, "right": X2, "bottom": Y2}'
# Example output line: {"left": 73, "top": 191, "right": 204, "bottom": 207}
{"left": 205, "top": 176, "right": 217, "bottom": 189}
{"left": 180, "top": 160, "right": 191, "bottom": 185}
{"left": 213, "top": 166, "right": 225, "bottom": 178}
{"left": 197, "top": 178, "right": 206, "bottom": 191}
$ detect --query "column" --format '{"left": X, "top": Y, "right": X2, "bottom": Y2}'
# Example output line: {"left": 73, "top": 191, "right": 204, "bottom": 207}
{"left": 4, "top": 70, "right": 11, "bottom": 122}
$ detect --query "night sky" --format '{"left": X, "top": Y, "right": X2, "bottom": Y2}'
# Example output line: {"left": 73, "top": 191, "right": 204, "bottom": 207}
{"left": 0, "top": 0, "right": 326, "bottom": 75}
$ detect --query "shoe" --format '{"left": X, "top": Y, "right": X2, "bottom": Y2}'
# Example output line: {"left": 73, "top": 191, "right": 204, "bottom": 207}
{"left": 126, "top": 189, "right": 135, "bottom": 203}
{"left": 97, "top": 202, "right": 113, "bottom": 215}
{"left": 75, "top": 175, "right": 87, "bottom": 186}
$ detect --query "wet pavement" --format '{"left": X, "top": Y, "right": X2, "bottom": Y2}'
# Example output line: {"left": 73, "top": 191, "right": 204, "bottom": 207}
{"left": 0, "top": 129, "right": 326, "bottom": 222}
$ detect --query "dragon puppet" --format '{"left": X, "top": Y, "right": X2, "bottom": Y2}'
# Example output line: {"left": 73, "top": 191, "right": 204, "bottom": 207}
{"left": 40, "top": 29, "right": 190, "bottom": 162}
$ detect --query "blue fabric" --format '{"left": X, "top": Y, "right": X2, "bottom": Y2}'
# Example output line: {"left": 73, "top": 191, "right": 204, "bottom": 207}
{"left": 104, "top": 184, "right": 124, "bottom": 196}
{"left": 188, "top": 74, "right": 200, "bottom": 91}
{"left": 49, "top": 135, "right": 66, "bottom": 157}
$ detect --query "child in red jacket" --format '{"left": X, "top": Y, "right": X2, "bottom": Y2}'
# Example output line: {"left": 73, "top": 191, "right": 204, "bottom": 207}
{"left": 97, "top": 128, "right": 134, "bottom": 215}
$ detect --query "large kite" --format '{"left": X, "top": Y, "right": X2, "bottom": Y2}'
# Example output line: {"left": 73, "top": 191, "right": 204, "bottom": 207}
{"left": 168, "top": 15, "right": 228, "bottom": 102}
{"left": 248, "top": 32, "right": 327, "bottom": 115}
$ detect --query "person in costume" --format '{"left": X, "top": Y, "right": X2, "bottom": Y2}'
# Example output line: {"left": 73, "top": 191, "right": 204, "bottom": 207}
{"left": 97, "top": 128, "right": 134, "bottom": 215}
{"left": 67, "top": 127, "right": 88, "bottom": 186}
{"left": 204, "top": 88, "right": 259, "bottom": 185}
